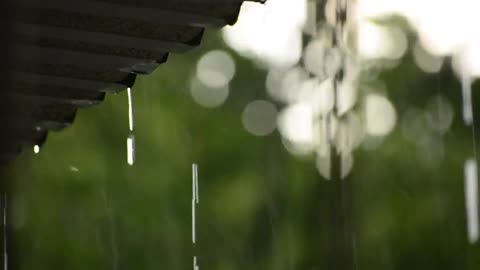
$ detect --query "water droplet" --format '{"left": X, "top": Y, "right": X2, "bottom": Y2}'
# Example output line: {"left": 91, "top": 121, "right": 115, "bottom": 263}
{"left": 126, "top": 87, "right": 135, "bottom": 166}
{"left": 126, "top": 134, "right": 135, "bottom": 166}
{"left": 192, "top": 164, "right": 199, "bottom": 204}
{"left": 461, "top": 76, "right": 473, "bottom": 126}
{"left": 127, "top": 87, "right": 134, "bottom": 132}
{"left": 464, "top": 158, "right": 479, "bottom": 244}
{"left": 192, "top": 163, "right": 199, "bottom": 244}
{"left": 33, "top": 145, "right": 40, "bottom": 154}
{"left": 193, "top": 256, "right": 200, "bottom": 270}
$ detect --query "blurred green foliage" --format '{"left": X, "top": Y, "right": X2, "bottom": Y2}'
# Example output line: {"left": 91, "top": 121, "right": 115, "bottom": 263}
{"left": 7, "top": 29, "right": 480, "bottom": 270}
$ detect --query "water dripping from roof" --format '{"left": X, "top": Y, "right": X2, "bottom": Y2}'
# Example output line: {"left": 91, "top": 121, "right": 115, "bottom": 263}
{"left": 126, "top": 87, "right": 135, "bottom": 166}
{"left": 126, "top": 135, "right": 135, "bottom": 166}
{"left": 127, "top": 87, "right": 134, "bottom": 132}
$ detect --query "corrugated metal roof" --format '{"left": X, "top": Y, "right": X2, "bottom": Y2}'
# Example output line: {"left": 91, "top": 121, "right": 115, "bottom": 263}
{"left": 1, "top": 0, "right": 265, "bottom": 163}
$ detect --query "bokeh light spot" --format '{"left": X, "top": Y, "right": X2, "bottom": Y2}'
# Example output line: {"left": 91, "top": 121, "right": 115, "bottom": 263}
{"left": 196, "top": 50, "right": 236, "bottom": 88}
{"left": 190, "top": 79, "right": 230, "bottom": 108}
{"left": 242, "top": 100, "right": 278, "bottom": 136}
{"left": 365, "top": 94, "right": 397, "bottom": 136}
{"left": 278, "top": 103, "right": 314, "bottom": 145}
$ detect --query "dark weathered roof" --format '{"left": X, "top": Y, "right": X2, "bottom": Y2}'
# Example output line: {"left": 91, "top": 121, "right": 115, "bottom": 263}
{"left": 1, "top": 0, "right": 264, "bottom": 163}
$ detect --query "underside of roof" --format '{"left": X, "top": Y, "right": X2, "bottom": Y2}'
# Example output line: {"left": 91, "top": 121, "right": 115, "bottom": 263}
{"left": 0, "top": 0, "right": 265, "bottom": 163}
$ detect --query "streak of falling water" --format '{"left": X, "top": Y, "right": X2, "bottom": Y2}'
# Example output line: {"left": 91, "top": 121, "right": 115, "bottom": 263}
{"left": 465, "top": 76, "right": 479, "bottom": 162}
{"left": 462, "top": 75, "right": 479, "bottom": 244}
{"left": 461, "top": 76, "right": 473, "bottom": 126}
{"left": 3, "top": 193, "right": 7, "bottom": 270}
{"left": 126, "top": 87, "right": 135, "bottom": 166}
{"left": 127, "top": 87, "right": 134, "bottom": 132}
{"left": 192, "top": 164, "right": 199, "bottom": 270}
{"left": 192, "top": 163, "right": 199, "bottom": 243}
{"left": 126, "top": 135, "right": 135, "bottom": 166}
{"left": 194, "top": 164, "right": 199, "bottom": 204}
{"left": 101, "top": 188, "right": 119, "bottom": 270}
{"left": 193, "top": 256, "right": 199, "bottom": 270}
{"left": 464, "top": 159, "right": 479, "bottom": 243}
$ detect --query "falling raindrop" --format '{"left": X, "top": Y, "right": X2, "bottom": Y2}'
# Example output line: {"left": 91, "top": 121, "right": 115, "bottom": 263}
{"left": 461, "top": 76, "right": 473, "bottom": 126}
{"left": 126, "top": 134, "right": 135, "bottom": 166}
{"left": 127, "top": 87, "right": 134, "bottom": 132}
{"left": 126, "top": 87, "right": 135, "bottom": 166}
{"left": 193, "top": 256, "right": 199, "bottom": 270}
{"left": 192, "top": 163, "right": 199, "bottom": 244}
{"left": 194, "top": 165, "right": 199, "bottom": 204}
{"left": 33, "top": 145, "right": 40, "bottom": 154}
{"left": 2, "top": 193, "right": 7, "bottom": 270}
{"left": 192, "top": 164, "right": 200, "bottom": 270}
{"left": 460, "top": 67, "right": 480, "bottom": 244}
{"left": 464, "top": 158, "right": 479, "bottom": 244}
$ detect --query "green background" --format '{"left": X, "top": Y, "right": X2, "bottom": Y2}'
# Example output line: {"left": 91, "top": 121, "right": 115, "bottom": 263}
{"left": 7, "top": 28, "right": 480, "bottom": 269}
